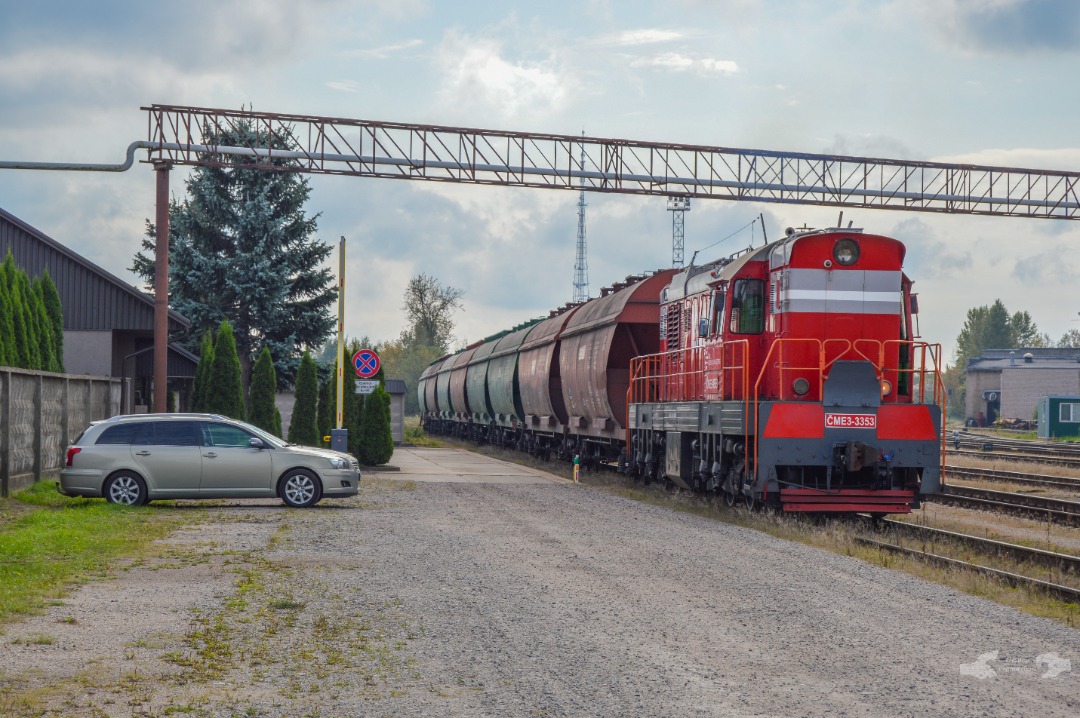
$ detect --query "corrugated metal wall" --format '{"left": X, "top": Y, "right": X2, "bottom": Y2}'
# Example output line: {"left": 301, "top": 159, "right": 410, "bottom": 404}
{"left": 0, "top": 208, "right": 186, "bottom": 332}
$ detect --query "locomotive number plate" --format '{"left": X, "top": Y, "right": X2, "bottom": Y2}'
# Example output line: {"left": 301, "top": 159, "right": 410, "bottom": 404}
{"left": 825, "top": 413, "right": 877, "bottom": 429}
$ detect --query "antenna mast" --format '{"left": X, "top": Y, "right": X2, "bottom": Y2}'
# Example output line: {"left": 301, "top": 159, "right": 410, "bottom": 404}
{"left": 572, "top": 132, "right": 589, "bottom": 303}
{"left": 668, "top": 195, "right": 691, "bottom": 268}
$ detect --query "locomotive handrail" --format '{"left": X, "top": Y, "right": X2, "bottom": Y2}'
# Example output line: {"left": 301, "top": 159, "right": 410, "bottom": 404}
{"left": 822, "top": 338, "right": 854, "bottom": 374}
{"left": 749, "top": 337, "right": 946, "bottom": 502}
{"left": 628, "top": 339, "right": 753, "bottom": 405}
{"left": 751, "top": 338, "right": 829, "bottom": 501}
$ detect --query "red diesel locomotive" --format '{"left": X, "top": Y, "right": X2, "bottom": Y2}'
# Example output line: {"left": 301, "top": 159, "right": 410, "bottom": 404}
{"left": 420, "top": 225, "right": 945, "bottom": 515}
{"left": 627, "top": 226, "right": 944, "bottom": 513}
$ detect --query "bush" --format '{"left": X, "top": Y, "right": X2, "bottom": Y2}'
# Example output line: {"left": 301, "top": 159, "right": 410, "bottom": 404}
{"left": 249, "top": 347, "right": 279, "bottom": 435}
{"left": 358, "top": 385, "right": 394, "bottom": 466}
{"left": 288, "top": 351, "right": 320, "bottom": 446}
{"left": 192, "top": 331, "right": 215, "bottom": 412}
{"left": 204, "top": 320, "right": 245, "bottom": 419}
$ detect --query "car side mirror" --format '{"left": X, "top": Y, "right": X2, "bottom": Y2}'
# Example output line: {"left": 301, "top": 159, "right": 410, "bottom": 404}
{"left": 249, "top": 437, "right": 266, "bottom": 449}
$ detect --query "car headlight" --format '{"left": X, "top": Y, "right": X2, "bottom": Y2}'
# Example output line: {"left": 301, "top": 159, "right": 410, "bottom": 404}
{"left": 327, "top": 457, "right": 347, "bottom": 469}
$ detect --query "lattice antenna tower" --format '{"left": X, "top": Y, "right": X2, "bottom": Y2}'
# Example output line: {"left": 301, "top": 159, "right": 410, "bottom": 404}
{"left": 572, "top": 132, "right": 589, "bottom": 303}
{"left": 668, "top": 195, "right": 690, "bottom": 268}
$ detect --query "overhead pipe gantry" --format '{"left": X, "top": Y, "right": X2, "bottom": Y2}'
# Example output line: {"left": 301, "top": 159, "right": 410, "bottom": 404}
{"left": 5, "top": 104, "right": 1080, "bottom": 413}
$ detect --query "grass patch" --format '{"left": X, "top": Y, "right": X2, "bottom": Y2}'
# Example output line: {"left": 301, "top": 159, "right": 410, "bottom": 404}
{"left": 0, "top": 481, "right": 186, "bottom": 624}
{"left": 403, "top": 417, "right": 443, "bottom": 448}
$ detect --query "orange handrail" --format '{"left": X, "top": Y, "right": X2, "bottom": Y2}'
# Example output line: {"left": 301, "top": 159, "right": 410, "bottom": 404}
{"left": 627, "top": 338, "right": 945, "bottom": 496}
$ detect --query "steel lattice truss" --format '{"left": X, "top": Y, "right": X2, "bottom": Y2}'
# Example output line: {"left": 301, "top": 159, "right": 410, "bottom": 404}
{"left": 145, "top": 105, "right": 1080, "bottom": 219}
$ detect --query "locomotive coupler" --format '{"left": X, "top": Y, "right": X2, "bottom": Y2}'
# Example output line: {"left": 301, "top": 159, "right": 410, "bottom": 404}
{"left": 832, "top": 440, "right": 881, "bottom": 473}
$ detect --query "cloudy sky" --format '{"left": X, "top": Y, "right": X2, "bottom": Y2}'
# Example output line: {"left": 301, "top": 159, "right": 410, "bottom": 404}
{"left": 1, "top": 0, "right": 1079, "bottom": 364}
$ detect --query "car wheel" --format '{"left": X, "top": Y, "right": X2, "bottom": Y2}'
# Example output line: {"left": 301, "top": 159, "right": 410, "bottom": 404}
{"left": 280, "top": 469, "right": 322, "bottom": 508}
{"left": 104, "top": 472, "right": 148, "bottom": 506}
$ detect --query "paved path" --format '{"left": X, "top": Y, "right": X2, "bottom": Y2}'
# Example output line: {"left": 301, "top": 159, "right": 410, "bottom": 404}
{"left": 379, "top": 447, "right": 572, "bottom": 484}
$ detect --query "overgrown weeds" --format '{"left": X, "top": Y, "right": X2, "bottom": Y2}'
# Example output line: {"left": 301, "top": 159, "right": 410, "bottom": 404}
{"left": 0, "top": 481, "right": 187, "bottom": 624}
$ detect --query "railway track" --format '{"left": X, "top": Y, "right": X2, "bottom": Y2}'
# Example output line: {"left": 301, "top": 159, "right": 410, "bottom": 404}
{"left": 944, "top": 464, "right": 1080, "bottom": 491}
{"left": 951, "top": 432, "right": 1080, "bottom": 468}
{"left": 927, "top": 485, "right": 1080, "bottom": 527}
{"left": 856, "top": 518, "right": 1080, "bottom": 602}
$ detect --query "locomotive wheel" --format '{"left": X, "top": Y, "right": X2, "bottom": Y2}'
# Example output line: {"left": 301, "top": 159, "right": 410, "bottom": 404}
{"left": 722, "top": 489, "right": 737, "bottom": 508}
{"left": 743, "top": 492, "right": 758, "bottom": 511}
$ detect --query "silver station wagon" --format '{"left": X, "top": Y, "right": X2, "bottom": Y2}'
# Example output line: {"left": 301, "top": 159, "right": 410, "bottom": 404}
{"left": 59, "top": 414, "right": 360, "bottom": 507}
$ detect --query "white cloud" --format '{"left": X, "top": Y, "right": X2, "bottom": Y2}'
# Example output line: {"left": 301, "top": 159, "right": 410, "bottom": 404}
{"left": 599, "top": 29, "right": 684, "bottom": 46}
{"left": 326, "top": 80, "right": 363, "bottom": 93}
{"left": 932, "top": 147, "right": 1080, "bottom": 171}
{"left": 631, "top": 52, "right": 738, "bottom": 75}
{"left": 343, "top": 39, "right": 424, "bottom": 59}
{"left": 435, "top": 32, "right": 571, "bottom": 121}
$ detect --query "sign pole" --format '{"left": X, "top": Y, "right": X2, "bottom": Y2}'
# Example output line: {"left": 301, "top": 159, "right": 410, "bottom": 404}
{"left": 336, "top": 236, "right": 345, "bottom": 429}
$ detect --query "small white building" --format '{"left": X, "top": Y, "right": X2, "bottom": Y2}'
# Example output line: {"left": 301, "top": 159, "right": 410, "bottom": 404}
{"left": 965, "top": 348, "right": 1080, "bottom": 426}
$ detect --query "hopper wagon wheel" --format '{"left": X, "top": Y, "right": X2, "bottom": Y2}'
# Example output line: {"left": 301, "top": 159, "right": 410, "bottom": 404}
{"left": 722, "top": 488, "right": 737, "bottom": 508}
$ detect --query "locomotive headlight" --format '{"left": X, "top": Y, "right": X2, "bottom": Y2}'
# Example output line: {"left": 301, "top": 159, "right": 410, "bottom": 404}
{"left": 880, "top": 379, "right": 893, "bottom": 397}
{"left": 833, "top": 238, "right": 860, "bottom": 266}
{"left": 792, "top": 377, "right": 810, "bottom": 396}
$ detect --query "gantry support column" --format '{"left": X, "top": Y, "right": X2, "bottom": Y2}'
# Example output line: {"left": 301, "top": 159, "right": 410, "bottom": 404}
{"left": 153, "top": 161, "right": 171, "bottom": 414}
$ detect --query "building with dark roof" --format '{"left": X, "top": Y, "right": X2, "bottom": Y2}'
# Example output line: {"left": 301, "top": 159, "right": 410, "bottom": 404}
{"left": 0, "top": 207, "right": 197, "bottom": 411}
{"left": 965, "top": 347, "right": 1080, "bottom": 426}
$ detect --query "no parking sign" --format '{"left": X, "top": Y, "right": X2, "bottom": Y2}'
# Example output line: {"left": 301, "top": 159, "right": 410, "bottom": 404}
{"left": 352, "top": 349, "right": 381, "bottom": 378}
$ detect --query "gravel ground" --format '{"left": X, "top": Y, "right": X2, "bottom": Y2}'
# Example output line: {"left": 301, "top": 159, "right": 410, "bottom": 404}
{"left": 2, "top": 447, "right": 1078, "bottom": 717}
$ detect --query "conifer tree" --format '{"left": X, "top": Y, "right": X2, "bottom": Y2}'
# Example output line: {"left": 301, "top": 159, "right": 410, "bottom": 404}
{"left": 38, "top": 270, "right": 64, "bottom": 372}
{"left": 248, "top": 347, "right": 279, "bottom": 434}
{"left": 30, "top": 278, "right": 55, "bottom": 372}
{"left": 317, "top": 378, "right": 333, "bottom": 447}
{"left": 131, "top": 119, "right": 337, "bottom": 389}
{"left": 274, "top": 407, "right": 283, "bottom": 438}
{"left": 288, "top": 351, "right": 319, "bottom": 446}
{"left": 358, "top": 384, "right": 394, "bottom": 466}
{"left": 205, "top": 320, "right": 245, "bottom": 419}
{"left": 192, "top": 331, "right": 215, "bottom": 412}
{"left": 0, "top": 261, "right": 15, "bottom": 366}
{"left": 4, "top": 253, "right": 32, "bottom": 369}
{"left": 16, "top": 272, "right": 43, "bottom": 370}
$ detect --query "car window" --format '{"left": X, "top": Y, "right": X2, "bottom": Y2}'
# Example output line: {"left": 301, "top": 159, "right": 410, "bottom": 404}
{"left": 96, "top": 423, "right": 142, "bottom": 445}
{"left": 131, "top": 422, "right": 155, "bottom": 445}
{"left": 204, "top": 422, "right": 256, "bottom": 448}
{"left": 153, "top": 421, "right": 199, "bottom": 447}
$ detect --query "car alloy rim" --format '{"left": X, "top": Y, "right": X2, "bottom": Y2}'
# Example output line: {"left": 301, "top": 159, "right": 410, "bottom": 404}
{"left": 285, "top": 475, "right": 315, "bottom": 504}
{"left": 110, "top": 476, "right": 140, "bottom": 505}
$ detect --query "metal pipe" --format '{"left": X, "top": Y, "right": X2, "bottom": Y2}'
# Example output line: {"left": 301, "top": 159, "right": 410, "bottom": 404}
{"left": 0, "top": 141, "right": 155, "bottom": 171}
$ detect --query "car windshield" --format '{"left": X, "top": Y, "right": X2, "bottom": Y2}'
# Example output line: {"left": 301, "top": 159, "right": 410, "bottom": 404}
{"left": 229, "top": 419, "right": 290, "bottom": 448}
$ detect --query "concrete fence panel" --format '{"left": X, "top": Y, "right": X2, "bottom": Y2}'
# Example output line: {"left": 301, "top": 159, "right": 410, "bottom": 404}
{"left": 0, "top": 367, "right": 121, "bottom": 497}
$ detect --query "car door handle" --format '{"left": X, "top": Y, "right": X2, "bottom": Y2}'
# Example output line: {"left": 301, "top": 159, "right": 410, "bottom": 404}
{"left": 203, "top": 452, "right": 217, "bottom": 459}
{"left": 135, "top": 450, "right": 151, "bottom": 456}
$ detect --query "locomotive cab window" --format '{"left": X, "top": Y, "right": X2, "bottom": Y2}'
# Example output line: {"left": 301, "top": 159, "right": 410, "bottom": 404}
{"left": 708, "top": 289, "right": 725, "bottom": 336}
{"left": 729, "top": 279, "right": 765, "bottom": 335}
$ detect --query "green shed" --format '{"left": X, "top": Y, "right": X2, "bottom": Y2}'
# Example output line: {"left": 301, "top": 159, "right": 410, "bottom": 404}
{"left": 1037, "top": 395, "right": 1080, "bottom": 439}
